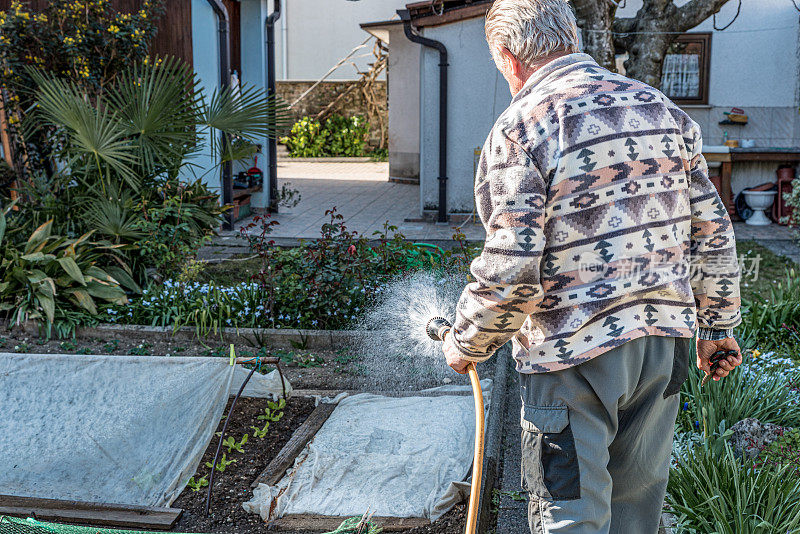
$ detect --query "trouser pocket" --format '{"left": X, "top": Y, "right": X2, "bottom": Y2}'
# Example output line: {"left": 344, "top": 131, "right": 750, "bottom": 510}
{"left": 520, "top": 404, "right": 580, "bottom": 501}
{"left": 663, "top": 337, "right": 691, "bottom": 398}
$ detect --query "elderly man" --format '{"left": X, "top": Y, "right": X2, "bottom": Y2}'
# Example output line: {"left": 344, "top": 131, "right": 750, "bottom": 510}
{"left": 441, "top": 1, "right": 742, "bottom": 532}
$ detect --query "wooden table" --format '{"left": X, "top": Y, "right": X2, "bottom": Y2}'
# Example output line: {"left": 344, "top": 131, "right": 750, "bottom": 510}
{"left": 703, "top": 147, "right": 800, "bottom": 218}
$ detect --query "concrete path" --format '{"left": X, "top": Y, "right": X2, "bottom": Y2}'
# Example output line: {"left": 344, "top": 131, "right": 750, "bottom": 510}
{"left": 733, "top": 221, "right": 800, "bottom": 264}
{"left": 235, "top": 160, "right": 485, "bottom": 242}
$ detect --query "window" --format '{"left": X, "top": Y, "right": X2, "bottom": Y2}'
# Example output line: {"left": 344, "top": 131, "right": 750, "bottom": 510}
{"left": 661, "top": 33, "right": 712, "bottom": 105}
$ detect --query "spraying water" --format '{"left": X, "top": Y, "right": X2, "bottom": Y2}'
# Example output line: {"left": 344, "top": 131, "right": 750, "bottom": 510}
{"left": 352, "top": 270, "right": 470, "bottom": 390}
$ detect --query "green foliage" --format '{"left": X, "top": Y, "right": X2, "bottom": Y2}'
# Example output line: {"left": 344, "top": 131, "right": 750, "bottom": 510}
{"left": 668, "top": 441, "right": 800, "bottom": 533}
{"left": 0, "top": 0, "right": 164, "bottom": 177}
{"left": 127, "top": 343, "right": 151, "bottom": 356}
{"left": 258, "top": 399, "right": 285, "bottom": 423}
{"left": 0, "top": 209, "right": 131, "bottom": 335}
{"left": 282, "top": 115, "right": 369, "bottom": 158}
{"left": 251, "top": 422, "right": 270, "bottom": 439}
{"left": 222, "top": 434, "right": 248, "bottom": 454}
{"left": 678, "top": 357, "right": 800, "bottom": 437}
{"left": 758, "top": 428, "right": 800, "bottom": 473}
{"left": 205, "top": 453, "right": 236, "bottom": 473}
{"left": 737, "top": 269, "right": 800, "bottom": 354}
{"left": 186, "top": 475, "right": 208, "bottom": 492}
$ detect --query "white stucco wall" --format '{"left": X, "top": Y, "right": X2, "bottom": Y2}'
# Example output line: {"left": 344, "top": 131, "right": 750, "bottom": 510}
{"left": 187, "top": 0, "right": 222, "bottom": 194}
{"left": 240, "top": 0, "right": 271, "bottom": 208}
{"left": 618, "top": 0, "right": 800, "bottom": 108}
{"left": 419, "top": 17, "right": 511, "bottom": 215}
{"left": 274, "top": 0, "right": 405, "bottom": 81}
{"left": 386, "top": 25, "right": 421, "bottom": 181}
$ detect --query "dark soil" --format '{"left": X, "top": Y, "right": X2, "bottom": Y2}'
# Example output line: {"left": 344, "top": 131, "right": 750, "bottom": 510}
{"left": 172, "top": 395, "right": 316, "bottom": 533}
{"left": 0, "top": 327, "right": 366, "bottom": 390}
{"left": 403, "top": 505, "right": 466, "bottom": 534}
{"left": 0, "top": 326, "right": 479, "bottom": 391}
{"left": 170, "top": 394, "right": 468, "bottom": 534}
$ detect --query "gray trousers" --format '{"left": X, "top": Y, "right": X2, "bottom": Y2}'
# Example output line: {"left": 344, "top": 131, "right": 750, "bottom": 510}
{"left": 519, "top": 335, "right": 690, "bottom": 534}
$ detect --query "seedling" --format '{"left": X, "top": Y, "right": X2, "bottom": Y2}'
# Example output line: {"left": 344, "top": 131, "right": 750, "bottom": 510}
{"left": 334, "top": 351, "right": 359, "bottom": 365}
{"left": 223, "top": 434, "right": 248, "bottom": 453}
{"left": 187, "top": 475, "right": 209, "bottom": 492}
{"left": 102, "top": 339, "right": 119, "bottom": 352}
{"left": 128, "top": 343, "right": 151, "bottom": 356}
{"left": 173, "top": 346, "right": 186, "bottom": 353}
{"left": 251, "top": 422, "right": 270, "bottom": 439}
{"left": 77, "top": 347, "right": 94, "bottom": 355}
{"left": 205, "top": 453, "right": 236, "bottom": 473}
{"left": 14, "top": 342, "right": 29, "bottom": 353}
{"left": 295, "top": 352, "right": 324, "bottom": 368}
{"left": 289, "top": 332, "right": 310, "bottom": 350}
{"left": 258, "top": 399, "right": 286, "bottom": 423}
{"left": 59, "top": 340, "right": 77, "bottom": 352}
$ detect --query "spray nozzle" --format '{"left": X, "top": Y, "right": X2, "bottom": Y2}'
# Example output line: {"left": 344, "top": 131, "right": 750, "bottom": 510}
{"left": 426, "top": 316, "right": 453, "bottom": 342}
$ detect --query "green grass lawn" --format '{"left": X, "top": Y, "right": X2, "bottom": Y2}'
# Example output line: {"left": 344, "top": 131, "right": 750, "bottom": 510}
{"left": 736, "top": 240, "right": 796, "bottom": 303}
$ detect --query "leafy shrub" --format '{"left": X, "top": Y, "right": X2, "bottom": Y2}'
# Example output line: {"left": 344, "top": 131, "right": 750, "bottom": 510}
{"left": 0, "top": 207, "right": 132, "bottom": 336}
{"left": 281, "top": 115, "right": 369, "bottom": 158}
{"left": 0, "top": 0, "right": 164, "bottom": 177}
{"left": 757, "top": 428, "right": 800, "bottom": 473}
{"left": 99, "top": 211, "right": 476, "bottom": 333}
{"left": 668, "top": 441, "right": 800, "bottom": 533}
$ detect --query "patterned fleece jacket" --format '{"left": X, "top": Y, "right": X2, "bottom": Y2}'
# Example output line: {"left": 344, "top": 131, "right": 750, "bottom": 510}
{"left": 451, "top": 53, "right": 741, "bottom": 373}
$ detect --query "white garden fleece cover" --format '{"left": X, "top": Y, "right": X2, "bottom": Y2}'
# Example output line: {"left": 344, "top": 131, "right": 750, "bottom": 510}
{"left": 244, "top": 380, "right": 492, "bottom": 522}
{"left": 0, "top": 352, "right": 238, "bottom": 507}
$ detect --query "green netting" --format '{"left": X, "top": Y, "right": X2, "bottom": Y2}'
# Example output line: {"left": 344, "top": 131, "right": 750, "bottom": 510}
{"left": 0, "top": 515, "right": 381, "bottom": 534}
{"left": 0, "top": 517, "right": 170, "bottom": 534}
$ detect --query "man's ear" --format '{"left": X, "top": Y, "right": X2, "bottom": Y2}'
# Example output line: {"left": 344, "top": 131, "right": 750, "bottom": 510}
{"left": 498, "top": 47, "right": 522, "bottom": 77}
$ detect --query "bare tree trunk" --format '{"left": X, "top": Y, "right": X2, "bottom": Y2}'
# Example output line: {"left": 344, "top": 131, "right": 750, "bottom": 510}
{"left": 572, "top": 0, "right": 617, "bottom": 72}
{"left": 574, "top": 0, "right": 733, "bottom": 87}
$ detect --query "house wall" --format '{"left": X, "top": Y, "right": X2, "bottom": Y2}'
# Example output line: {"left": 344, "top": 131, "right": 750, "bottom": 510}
{"left": 418, "top": 17, "right": 511, "bottom": 215}
{"left": 386, "top": 25, "right": 422, "bottom": 181}
{"left": 618, "top": 0, "right": 800, "bottom": 192}
{"left": 411, "top": 1, "right": 800, "bottom": 218}
{"left": 188, "top": 0, "right": 222, "bottom": 195}
{"left": 239, "top": 0, "right": 271, "bottom": 209}
{"left": 273, "top": 0, "right": 404, "bottom": 81}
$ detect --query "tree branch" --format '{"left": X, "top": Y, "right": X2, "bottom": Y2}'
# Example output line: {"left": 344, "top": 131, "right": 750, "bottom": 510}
{"left": 675, "top": 0, "right": 731, "bottom": 31}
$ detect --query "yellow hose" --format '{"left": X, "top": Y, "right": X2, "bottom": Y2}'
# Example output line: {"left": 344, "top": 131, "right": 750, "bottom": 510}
{"left": 465, "top": 362, "right": 485, "bottom": 534}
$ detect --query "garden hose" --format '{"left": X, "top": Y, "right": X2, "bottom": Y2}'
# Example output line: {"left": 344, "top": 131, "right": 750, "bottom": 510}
{"left": 426, "top": 317, "right": 485, "bottom": 534}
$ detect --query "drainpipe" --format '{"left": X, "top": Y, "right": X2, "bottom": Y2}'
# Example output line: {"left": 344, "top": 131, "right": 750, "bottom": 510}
{"left": 398, "top": 9, "right": 448, "bottom": 224}
{"left": 205, "top": 0, "right": 234, "bottom": 230}
{"left": 266, "top": 0, "right": 281, "bottom": 213}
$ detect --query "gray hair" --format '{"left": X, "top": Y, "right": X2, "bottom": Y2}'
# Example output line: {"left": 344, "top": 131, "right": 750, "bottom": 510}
{"left": 485, "top": 0, "right": 580, "bottom": 67}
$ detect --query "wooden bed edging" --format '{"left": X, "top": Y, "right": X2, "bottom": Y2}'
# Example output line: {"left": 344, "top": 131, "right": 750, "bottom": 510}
{"left": 269, "top": 514, "right": 429, "bottom": 532}
{"left": 251, "top": 402, "right": 337, "bottom": 488}
{"left": 0, "top": 495, "right": 182, "bottom": 530}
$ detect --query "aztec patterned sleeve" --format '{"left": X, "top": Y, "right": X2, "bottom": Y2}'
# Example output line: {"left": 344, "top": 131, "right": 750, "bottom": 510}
{"left": 686, "top": 125, "right": 742, "bottom": 331}
{"left": 450, "top": 129, "right": 547, "bottom": 362}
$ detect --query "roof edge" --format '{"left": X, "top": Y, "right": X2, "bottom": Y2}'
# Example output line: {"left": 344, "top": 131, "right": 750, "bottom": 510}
{"left": 406, "top": 0, "right": 492, "bottom": 28}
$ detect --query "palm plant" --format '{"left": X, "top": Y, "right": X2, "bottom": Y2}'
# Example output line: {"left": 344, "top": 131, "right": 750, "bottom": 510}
{"left": 14, "top": 56, "right": 292, "bottom": 282}
{"left": 27, "top": 56, "right": 292, "bottom": 193}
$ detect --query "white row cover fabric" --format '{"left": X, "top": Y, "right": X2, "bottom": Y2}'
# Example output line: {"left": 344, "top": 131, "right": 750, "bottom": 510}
{"left": 0, "top": 352, "right": 235, "bottom": 507}
{"left": 244, "top": 381, "right": 492, "bottom": 522}
{"left": 234, "top": 366, "right": 292, "bottom": 399}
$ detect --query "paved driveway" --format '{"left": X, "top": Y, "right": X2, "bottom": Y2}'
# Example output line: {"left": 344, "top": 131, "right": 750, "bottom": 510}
{"left": 237, "top": 160, "right": 485, "bottom": 242}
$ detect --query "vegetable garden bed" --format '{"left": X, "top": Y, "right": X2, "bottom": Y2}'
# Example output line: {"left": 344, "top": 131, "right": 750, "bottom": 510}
{"left": 172, "top": 396, "right": 316, "bottom": 534}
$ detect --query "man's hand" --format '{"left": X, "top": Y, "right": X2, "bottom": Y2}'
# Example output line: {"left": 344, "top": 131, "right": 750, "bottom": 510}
{"left": 443, "top": 331, "right": 470, "bottom": 374}
{"left": 697, "top": 337, "right": 742, "bottom": 381}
